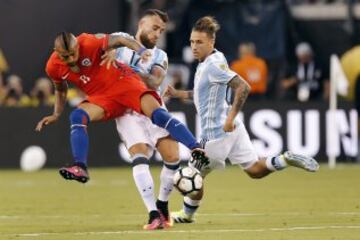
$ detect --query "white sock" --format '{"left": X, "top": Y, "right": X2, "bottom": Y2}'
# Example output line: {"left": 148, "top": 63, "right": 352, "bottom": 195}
{"left": 265, "top": 155, "right": 287, "bottom": 171}
{"left": 158, "top": 160, "right": 180, "bottom": 202}
{"left": 132, "top": 163, "right": 157, "bottom": 212}
{"left": 183, "top": 196, "right": 200, "bottom": 216}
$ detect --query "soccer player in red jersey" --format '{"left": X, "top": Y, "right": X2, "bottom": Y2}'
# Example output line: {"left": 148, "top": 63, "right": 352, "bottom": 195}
{"left": 35, "top": 32, "right": 207, "bottom": 183}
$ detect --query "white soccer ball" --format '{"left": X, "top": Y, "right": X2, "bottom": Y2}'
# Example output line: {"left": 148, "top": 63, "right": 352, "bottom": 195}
{"left": 173, "top": 166, "right": 203, "bottom": 197}
{"left": 20, "top": 146, "right": 47, "bottom": 172}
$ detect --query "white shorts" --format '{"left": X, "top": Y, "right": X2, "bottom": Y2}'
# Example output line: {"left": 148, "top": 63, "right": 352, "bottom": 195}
{"left": 201, "top": 121, "right": 258, "bottom": 176}
{"left": 115, "top": 111, "right": 170, "bottom": 157}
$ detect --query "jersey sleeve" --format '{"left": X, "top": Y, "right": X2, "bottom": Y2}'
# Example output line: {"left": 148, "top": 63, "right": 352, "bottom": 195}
{"left": 45, "top": 59, "right": 63, "bottom": 84}
{"left": 78, "top": 33, "right": 109, "bottom": 50}
{"left": 151, "top": 50, "right": 168, "bottom": 73}
{"left": 208, "top": 61, "right": 237, "bottom": 84}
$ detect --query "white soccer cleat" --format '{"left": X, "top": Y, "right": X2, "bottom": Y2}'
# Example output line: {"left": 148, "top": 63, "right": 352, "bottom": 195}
{"left": 171, "top": 210, "right": 195, "bottom": 223}
{"left": 283, "top": 151, "right": 319, "bottom": 172}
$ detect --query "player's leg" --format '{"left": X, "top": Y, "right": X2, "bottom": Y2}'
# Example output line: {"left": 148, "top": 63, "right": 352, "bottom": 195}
{"left": 115, "top": 114, "right": 162, "bottom": 230}
{"left": 172, "top": 132, "right": 234, "bottom": 224}
{"left": 140, "top": 93, "right": 208, "bottom": 163}
{"left": 59, "top": 102, "right": 105, "bottom": 183}
{"left": 245, "top": 151, "right": 319, "bottom": 178}
{"left": 156, "top": 137, "right": 180, "bottom": 227}
{"left": 129, "top": 144, "right": 163, "bottom": 230}
{"left": 171, "top": 186, "right": 203, "bottom": 223}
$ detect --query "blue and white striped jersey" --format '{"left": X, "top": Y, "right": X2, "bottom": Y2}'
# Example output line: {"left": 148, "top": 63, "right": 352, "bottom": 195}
{"left": 112, "top": 32, "right": 168, "bottom": 93}
{"left": 193, "top": 50, "right": 237, "bottom": 141}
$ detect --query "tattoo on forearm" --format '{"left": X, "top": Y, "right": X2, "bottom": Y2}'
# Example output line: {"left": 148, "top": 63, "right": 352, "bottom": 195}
{"left": 108, "top": 35, "right": 141, "bottom": 52}
{"left": 230, "top": 77, "right": 250, "bottom": 113}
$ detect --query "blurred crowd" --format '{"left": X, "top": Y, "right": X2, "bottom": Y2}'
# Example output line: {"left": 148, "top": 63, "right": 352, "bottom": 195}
{"left": 287, "top": 0, "right": 360, "bottom": 4}
{"left": 0, "top": 73, "right": 86, "bottom": 108}
{"left": 0, "top": 51, "right": 85, "bottom": 108}
{"left": 164, "top": 41, "right": 331, "bottom": 103}
{"left": 2, "top": 39, "right": 360, "bottom": 107}
{"left": 0, "top": 45, "right": 87, "bottom": 108}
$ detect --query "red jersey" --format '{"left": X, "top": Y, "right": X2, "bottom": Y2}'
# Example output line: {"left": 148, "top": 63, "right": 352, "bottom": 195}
{"left": 46, "top": 33, "right": 136, "bottom": 96}
{"left": 45, "top": 33, "right": 161, "bottom": 120}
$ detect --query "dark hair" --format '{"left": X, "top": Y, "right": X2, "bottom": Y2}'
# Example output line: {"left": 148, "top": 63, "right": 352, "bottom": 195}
{"left": 142, "top": 9, "right": 169, "bottom": 23}
{"left": 61, "top": 32, "right": 69, "bottom": 50}
{"left": 192, "top": 16, "right": 220, "bottom": 39}
{"left": 55, "top": 32, "right": 74, "bottom": 50}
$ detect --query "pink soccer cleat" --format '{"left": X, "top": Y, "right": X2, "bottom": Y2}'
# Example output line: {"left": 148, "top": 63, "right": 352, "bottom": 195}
{"left": 59, "top": 165, "right": 89, "bottom": 183}
{"left": 143, "top": 216, "right": 163, "bottom": 230}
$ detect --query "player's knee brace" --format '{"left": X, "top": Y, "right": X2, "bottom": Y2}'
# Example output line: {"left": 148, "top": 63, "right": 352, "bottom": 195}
{"left": 70, "top": 108, "right": 90, "bottom": 128}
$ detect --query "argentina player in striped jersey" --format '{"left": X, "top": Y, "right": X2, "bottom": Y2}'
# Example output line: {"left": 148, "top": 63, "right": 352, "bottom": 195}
{"left": 102, "top": 9, "right": 182, "bottom": 230}
{"left": 164, "top": 16, "right": 319, "bottom": 223}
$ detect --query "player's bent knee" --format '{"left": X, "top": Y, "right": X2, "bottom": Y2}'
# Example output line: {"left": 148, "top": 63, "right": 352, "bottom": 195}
{"left": 69, "top": 108, "right": 90, "bottom": 126}
{"left": 129, "top": 143, "right": 149, "bottom": 157}
{"left": 151, "top": 108, "right": 170, "bottom": 128}
{"left": 140, "top": 93, "right": 161, "bottom": 117}
{"left": 163, "top": 154, "right": 179, "bottom": 163}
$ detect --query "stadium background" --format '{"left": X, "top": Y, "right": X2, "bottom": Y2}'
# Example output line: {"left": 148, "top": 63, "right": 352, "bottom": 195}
{"left": 0, "top": 0, "right": 358, "bottom": 167}
{"left": 0, "top": 1, "right": 360, "bottom": 240}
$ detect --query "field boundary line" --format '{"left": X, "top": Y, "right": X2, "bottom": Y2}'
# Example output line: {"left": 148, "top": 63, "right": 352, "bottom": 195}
{"left": 2, "top": 225, "right": 360, "bottom": 237}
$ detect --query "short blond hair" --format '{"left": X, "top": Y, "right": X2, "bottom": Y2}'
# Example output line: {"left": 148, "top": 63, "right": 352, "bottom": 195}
{"left": 192, "top": 16, "right": 220, "bottom": 39}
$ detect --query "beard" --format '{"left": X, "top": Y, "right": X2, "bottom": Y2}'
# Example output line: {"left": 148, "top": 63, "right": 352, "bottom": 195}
{"left": 140, "top": 33, "right": 155, "bottom": 49}
{"left": 68, "top": 61, "right": 77, "bottom": 67}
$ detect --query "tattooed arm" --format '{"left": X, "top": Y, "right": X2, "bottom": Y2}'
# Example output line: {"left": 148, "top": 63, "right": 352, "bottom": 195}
{"left": 223, "top": 75, "right": 251, "bottom": 132}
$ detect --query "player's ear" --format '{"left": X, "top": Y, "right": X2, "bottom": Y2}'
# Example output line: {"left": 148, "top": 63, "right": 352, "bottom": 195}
{"left": 138, "top": 18, "right": 145, "bottom": 28}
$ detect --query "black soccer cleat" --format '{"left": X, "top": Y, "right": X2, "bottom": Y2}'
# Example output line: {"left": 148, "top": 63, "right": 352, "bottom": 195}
{"left": 190, "top": 148, "right": 210, "bottom": 171}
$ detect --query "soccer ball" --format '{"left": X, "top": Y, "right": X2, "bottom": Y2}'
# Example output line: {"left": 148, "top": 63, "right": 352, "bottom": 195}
{"left": 173, "top": 166, "right": 203, "bottom": 197}
{"left": 20, "top": 145, "right": 47, "bottom": 172}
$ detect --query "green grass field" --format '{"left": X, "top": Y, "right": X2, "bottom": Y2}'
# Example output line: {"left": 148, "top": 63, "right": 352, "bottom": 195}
{"left": 0, "top": 164, "right": 359, "bottom": 240}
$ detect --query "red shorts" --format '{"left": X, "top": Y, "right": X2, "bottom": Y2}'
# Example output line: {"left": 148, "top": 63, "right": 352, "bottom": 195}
{"left": 86, "top": 75, "right": 161, "bottom": 121}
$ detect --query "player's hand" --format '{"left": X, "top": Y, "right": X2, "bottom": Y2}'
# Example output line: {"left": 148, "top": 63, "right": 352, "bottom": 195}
{"left": 162, "top": 85, "right": 178, "bottom": 99}
{"left": 139, "top": 49, "right": 152, "bottom": 63}
{"left": 35, "top": 114, "right": 59, "bottom": 132}
{"left": 223, "top": 117, "right": 235, "bottom": 132}
{"left": 100, "top": 49, "right": 117, "bottom": 69}
{"left": 130, "top": 64, "right": 142, "bottom": 73}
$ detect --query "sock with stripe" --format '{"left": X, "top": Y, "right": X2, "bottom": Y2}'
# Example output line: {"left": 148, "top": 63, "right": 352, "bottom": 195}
{"left": 158, "top": 160, "right": 180, "bottom": 202}
{"left": 69, "top": 108, "right": 90, "bottom": 169}
{"left": 132, "top": 154, "right": 157, "bottom": 213}
{"left": 183, "top": 196, "right": 200, "bottom": 216}
{"left": 151, "top": 108, "right": 200, "bottom": 150}
{"left": 265, "top": 155, "right": 287, "bottom": 171}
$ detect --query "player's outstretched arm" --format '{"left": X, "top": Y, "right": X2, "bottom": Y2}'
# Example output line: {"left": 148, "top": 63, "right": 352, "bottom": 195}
{"left": 163, "top": 85, "right": 193, "bottom": 99}
{"left": 223, "top": 75, "right": 250, "bottom": 132}
{"left": 35, "top": 81, "right": 68, "bottom": 132}
{"left": 106, "top": 34, "right": 151, "bottom": 62}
